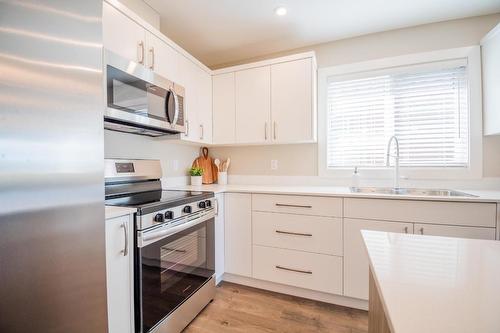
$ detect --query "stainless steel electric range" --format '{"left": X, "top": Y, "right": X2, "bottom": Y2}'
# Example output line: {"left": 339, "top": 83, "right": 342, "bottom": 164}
{"left": 104, "top": 159, "right": 216, "bottom": 333}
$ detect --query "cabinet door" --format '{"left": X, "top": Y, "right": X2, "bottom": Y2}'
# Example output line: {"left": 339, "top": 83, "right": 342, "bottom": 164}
{"left": 103, "top": 2, "right": 146, "bottom": 64}
{"left": 271, "top": 58, "right": 313, "bottom": 143}
{"left": 105, "top": 215, "right": 133, "bottom": 333}
{"left": 145, "top": 32, "right": 179, "bottom": 82}
{"left": 213, "top": 73, "right": 236, "bottom": 144}
{"left": 197, "top": 67, "right": 213, "bottom": 144}
{"left": 482, "top": 24, "right": 500, "bottom": 135}
{"left": 235, "top": 66, "right": 271, "bottom": 144}
{"left": 344, "top": 218, "right": 413, "bottom": 300}
{"left": 214, "top": 194, "right": 225, "bottom": 283}
{"left": 178, "top": 56, "right": 199, "bottom": 142}
{"left": 414, "top": 223, "right": 496, "bottom": 240}
{"left": 224, "top": 193, "right": 252, "bottom": 277}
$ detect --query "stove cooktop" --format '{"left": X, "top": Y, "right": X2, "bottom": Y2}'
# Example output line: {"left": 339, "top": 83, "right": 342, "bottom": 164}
{"left": 105, "top": 190, "right": 214, "bottom": 215}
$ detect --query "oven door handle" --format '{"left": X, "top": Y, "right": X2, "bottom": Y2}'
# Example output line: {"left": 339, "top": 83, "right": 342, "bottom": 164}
{"left": 139, "top": 210, "right": 214, "bottom": 247}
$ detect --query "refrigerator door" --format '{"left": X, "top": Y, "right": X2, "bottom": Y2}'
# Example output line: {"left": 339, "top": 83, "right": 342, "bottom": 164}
{"left": 0, "top": 1, "right": 107, "bottom": 332}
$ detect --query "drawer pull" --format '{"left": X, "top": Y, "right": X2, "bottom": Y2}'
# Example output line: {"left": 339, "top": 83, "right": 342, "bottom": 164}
{"left": 276, "top": 265, "right": 312, "bottom": 275}
{"left": 275, "top": 203, "right": 312, "bottom": 209}
{"left": 275, "top": 230, "right": 312, "bottom": 237}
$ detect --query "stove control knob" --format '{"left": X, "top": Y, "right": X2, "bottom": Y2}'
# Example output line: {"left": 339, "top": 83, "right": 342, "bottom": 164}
{"left": 154, "top": 213, "right": 164, "bottom": 223}
{"left": 198, "top": 201, "right": 206, "bottom": 209}
{"left": 183, "top": 205, "right": 192, "bottom": 214}
{"left": 164, "top": 211, "right": 174, "bottom": 220}
{"left": 205, "top": 200, "right": 212, "bottom": 207}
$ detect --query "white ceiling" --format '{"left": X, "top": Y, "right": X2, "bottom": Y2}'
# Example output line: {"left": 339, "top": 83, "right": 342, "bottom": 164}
{"left": 145, "top": 0, "right": 500, "bottom": 68}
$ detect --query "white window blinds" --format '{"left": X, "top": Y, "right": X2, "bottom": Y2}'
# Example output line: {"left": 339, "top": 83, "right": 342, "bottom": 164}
{"left": 326, "top": 61, "right": 469, "bottom": 169}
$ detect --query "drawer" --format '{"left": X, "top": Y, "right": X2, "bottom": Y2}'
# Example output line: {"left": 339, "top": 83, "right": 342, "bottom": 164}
{"left": 414, "top": 223, "right": 496, "bottom": 240}
{"left": 252, "top": 212, "right": 342, "bottom": 255}
{"left": 252, "top": 194, "right": 342, "bottom": 217}
{"left": 344, "top": 198, "right": 497, "bottom": 227}
{"left": 252, "top": 245, "right": 342, "bottom": 295}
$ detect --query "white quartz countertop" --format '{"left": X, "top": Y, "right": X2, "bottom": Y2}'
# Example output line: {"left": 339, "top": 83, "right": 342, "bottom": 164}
{"left": 166, "top": 184, "right": 500, "bottom": 202}
{"left": 362, "top": 230, "right": 500, "bottom": 333}
{"left": 105, "top": 205, "right": 136, "bottom": 220}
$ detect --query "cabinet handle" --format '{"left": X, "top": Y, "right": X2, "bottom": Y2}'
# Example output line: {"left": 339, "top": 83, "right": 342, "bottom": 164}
{"left": 137, "top": 41, "right": 145, "bottom": 64}
{"left": 121, "top": 222, "right": 128, "bottom": 256}
{"left": 275, "top": 230, "right": 312, "bottom": 237}
{"left": 149, "top": 47, "right": 155, "bottom": 70}
{"left": 215, "top": 198, "right": 219, "bottom": 216}
{"left": 276, "top": 265, "right": 312, "bottom": 275}
{"left": 264, "top": 122, "right": 268, "bottom": 140}
{"left": 419, "top": 227, "right": 424, "bottom": 235}
{"left": 273, "top": 121, "right": 277, "bottom": 140}
{"left": 185, "top": 120, "right": 189, "bottom": 136}
{"left": 404, "top": 226, "right": 409, "bottom": 234}
{"left": 275, "top": 203, "right": 312, "bottom": 209}
{"left": 200, "top": 124, "right": 204, "bottom": 140}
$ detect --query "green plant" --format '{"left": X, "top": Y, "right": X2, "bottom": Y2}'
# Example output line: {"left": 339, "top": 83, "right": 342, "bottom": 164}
{"left": 189, "top": 166, "right": 204, "bottom": 176}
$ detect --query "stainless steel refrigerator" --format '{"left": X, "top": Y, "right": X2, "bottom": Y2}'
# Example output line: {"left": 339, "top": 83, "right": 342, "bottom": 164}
{"left": 0, "top": 1, "right": 107, "bottom": 332}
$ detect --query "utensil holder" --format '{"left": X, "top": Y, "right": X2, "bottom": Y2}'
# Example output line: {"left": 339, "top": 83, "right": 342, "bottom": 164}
{"left": 218, "top": 172, "right": 227, "bottom": 185}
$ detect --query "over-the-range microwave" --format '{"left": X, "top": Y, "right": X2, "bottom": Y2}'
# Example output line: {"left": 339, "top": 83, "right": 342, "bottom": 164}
{"left": 104, "top": 50, "right": 185, "bottom": 137}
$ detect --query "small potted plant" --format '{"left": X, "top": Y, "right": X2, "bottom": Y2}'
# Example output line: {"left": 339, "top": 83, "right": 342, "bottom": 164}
{"left": 189, "top": 167, "right": 204, "bottom": 186}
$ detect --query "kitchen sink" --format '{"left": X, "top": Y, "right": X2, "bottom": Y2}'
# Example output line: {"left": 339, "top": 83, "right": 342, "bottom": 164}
{"left": 349, "top": 187, "right": 478, "bottom": 197}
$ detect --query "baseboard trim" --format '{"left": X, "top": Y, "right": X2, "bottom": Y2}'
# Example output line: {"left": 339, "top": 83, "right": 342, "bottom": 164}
{"left": 222, "top": 273, "right": 368, "bottom": 311}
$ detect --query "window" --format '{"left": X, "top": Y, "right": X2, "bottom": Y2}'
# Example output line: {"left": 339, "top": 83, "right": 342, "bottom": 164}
{"left": 327, "top": 63, "right": 468, "bottom": 168}
{"left": 318, "top": 47, "right": 482, "bottom": 179}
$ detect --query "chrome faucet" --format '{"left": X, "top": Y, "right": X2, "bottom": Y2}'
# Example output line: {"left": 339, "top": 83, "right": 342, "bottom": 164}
{"left": 386, "top": 136, "right": 400, "bottom": 189}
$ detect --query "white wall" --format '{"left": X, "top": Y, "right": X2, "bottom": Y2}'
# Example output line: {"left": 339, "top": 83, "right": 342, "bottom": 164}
{"left": 104, "top": 130, "right": 200, "bottom": 179}
{"left": 210, "top": 14, "right": 500, "bottom": 179}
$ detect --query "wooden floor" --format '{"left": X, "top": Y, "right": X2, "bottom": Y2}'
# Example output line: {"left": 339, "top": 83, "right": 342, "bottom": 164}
{"left": 183, "top": 282, "right": 368, "bottom": 333}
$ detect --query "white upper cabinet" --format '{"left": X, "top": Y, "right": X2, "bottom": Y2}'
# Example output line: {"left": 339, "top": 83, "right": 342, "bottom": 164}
{"left": 271, "top": 58, "right": 315, "bottom": 143}
{"left": 103, "top": 2, "right": 146, "bottom": 64}
{"left": 103, "top": 1, "right": 212, "bottom": 144}
{"left": 213, "top": 73, "right": 236, "bottom": 144}
{"left": 481, "top": 23, "right": 500, "bottom": 136}
{"left": 179, "top": 56, "right": 212, "bottom": 144}
{"left": 235, "top": 66, "right": 271, "bottom": 144}
{"left": 212, "top": 52, "right": 317, "bottom": 146}
{"left": 197, "top": 66, "right": 213, "bottom": 144}
{"left": 145, "top": 31, "right": 179, "bottom": 82}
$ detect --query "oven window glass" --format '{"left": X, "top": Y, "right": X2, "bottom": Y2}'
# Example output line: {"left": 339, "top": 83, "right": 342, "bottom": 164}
{"left": 107, "top": 66, "right": 168, "bottom": 121}
{"left": 139, "top": 219, "right": 214, "bottom": 333}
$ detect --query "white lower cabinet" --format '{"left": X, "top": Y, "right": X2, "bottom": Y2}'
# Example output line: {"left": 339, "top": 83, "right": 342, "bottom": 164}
{"left": 344, "top": 218, "right": 413, "bottom": 300}
{"left": 105, "top": 215, "right": 134, "bottom": 333}
{"left": 214, "top": 193, "right": 225, "bottom": 283}
{"left": 414, "top": 223, "right": 496, "bottom": 240}
{"left": 222, "top": 193, "right": 498, "bottom": 305}
{"left": 224, "top": 193, "right": 252, "bottom": 277}
{"left": 252, "top": 245, "right": 343, "bottom": 295}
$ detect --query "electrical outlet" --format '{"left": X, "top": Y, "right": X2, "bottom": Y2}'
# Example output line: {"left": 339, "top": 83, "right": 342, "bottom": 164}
{"left": 271, "top": 159, "right": 278, "bottom": 170}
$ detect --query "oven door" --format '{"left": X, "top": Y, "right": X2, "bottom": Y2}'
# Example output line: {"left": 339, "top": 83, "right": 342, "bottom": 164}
{"left": 136, "top": 217, "right": 215, "bottom": 333}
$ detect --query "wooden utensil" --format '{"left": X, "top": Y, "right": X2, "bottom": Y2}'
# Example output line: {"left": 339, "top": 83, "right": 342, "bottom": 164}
{"left": 224, "top": 157, "right": 231, "bottom": 171}
{"left": 192, "top": 147, "right": 218, "bottom": 184}
{"left": 214, "top": 159, "right": 221, "bottom": 172}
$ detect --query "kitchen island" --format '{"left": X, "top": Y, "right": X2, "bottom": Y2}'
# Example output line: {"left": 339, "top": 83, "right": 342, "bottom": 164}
{"left": 362, "top": 230, "right": 500, "bottom": 333}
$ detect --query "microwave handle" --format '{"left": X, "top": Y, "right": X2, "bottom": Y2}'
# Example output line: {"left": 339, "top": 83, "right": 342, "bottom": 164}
{"left": 171, "top": 89, "right": 179, "bottom": 126}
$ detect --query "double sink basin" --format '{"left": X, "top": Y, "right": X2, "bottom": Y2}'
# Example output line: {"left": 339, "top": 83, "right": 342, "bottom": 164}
{"left": 349, "top": 187, "right": 477, "bottom": 198}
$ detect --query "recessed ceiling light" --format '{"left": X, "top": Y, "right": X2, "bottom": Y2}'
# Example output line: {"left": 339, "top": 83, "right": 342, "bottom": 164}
{"left": 274, "top": 6, "right": 287, "bottom": 16}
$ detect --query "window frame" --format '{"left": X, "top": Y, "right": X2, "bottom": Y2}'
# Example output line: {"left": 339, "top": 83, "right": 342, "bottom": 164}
{"left": 318, "top": 46, "right": 482, "bottom": 180}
